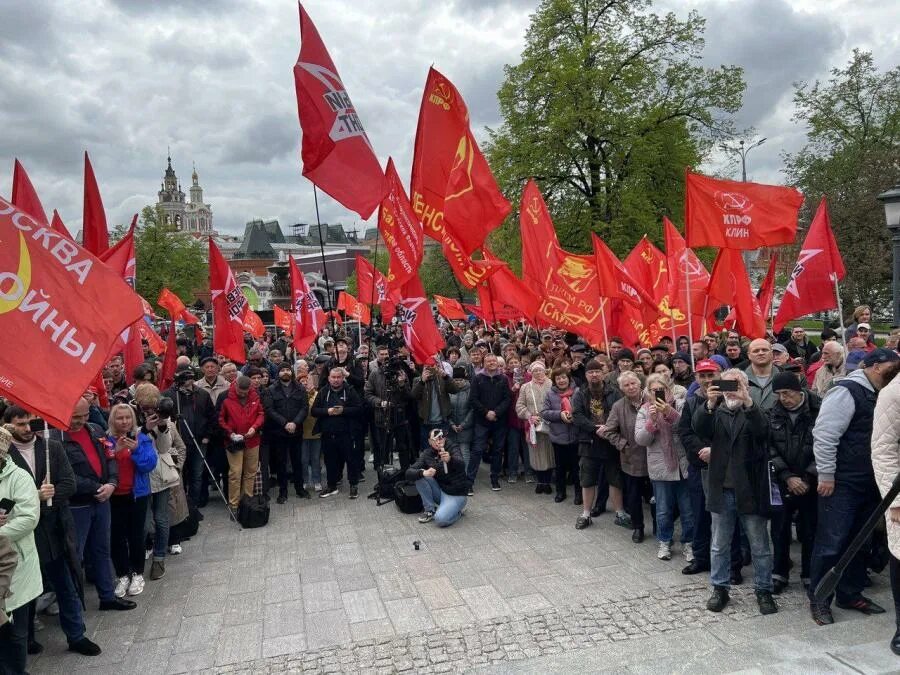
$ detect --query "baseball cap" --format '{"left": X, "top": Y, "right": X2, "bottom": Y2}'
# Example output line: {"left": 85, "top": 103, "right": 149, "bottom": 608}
{"left": 862, "top": 347, "right": 900, "bottom": 367}
{"left": 846, "top": 350, "right": 866, "bottom": 370}
{"left": 694, "top": 359, "right": 721, "bottom": 373}
{"left": 771, "top": 343, "right": 788, "bottom": 354}
{"left": 858, "top": 322, "right": 871, "bottom": 331}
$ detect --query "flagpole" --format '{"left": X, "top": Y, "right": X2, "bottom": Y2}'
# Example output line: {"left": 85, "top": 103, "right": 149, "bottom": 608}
{"left": 43, "top": 420, "right": 52, "bottom": 507}
{"left": 684, "top": 259, "right": 696, "bottom": 369}
{"left": 312, "top": 186, "right": 336, "bottom": 335}
{"left": 600, "top": 298, "right": 610, "bottom": 353}
{"left": 369, "top": 226, "right": 380, "bottom": 323}
{"left": 833, "top": 273, "right": 847, "bottom": 349}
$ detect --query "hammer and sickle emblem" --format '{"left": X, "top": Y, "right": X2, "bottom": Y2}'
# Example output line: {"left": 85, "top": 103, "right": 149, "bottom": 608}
{"left": 0, "top": 232, "right": 32, "bottom": 315}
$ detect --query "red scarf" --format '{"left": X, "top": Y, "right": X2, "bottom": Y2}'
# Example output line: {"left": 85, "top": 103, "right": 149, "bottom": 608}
{"left": 559, "top": 388, "right": 574, "bottom": 413}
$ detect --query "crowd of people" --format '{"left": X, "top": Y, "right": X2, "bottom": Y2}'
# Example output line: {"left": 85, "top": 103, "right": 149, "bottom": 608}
{"left": 4, "top": 301, "right": 900, "bottom": 670}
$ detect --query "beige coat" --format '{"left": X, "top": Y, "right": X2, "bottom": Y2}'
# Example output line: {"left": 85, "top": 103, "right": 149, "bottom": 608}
{"left": 872, "top": 375, "right": 900, "bottom": 558}
{"left": 516, "top": 378, "right": 555, "bottom": 471}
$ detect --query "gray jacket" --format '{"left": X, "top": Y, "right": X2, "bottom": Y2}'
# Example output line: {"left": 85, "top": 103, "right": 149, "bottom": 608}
{"left": 541, "top": 386, "right": 579, "bottom": 446}
{"left": 743, "top": 364, "right": 781, "bottom": 412}
{"left": 448, "top": 382, "right": 474, "bottom": 444}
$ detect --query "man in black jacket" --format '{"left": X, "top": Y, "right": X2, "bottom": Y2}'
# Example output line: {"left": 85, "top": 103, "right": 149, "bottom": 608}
{"left": 312, "top": 368, "right": 364, "bottom": 499}
{"left": 54, "top": 398, "right": 134, "bottom": 611}
{"left": 4, "top": 407, "right": 101, "bottom": 656}
{"left": 467, "top": 354, "right": 511, "bottom": 492}
{"left": 767, "top": 373, "right": 821, "bottom": 594}
{"left": 164, "top": 367, "right": 215, "bottom": 509}
{"left": 692, "top": 368, "right": 776, "bottom": 616}
{"left": 365, "top": 346, "right": 414, "bottom": 470}
{"left": 407, "top": 429, "right": 469, "bottom": 527}
{"left": 329, "top": 337, "right": 368, "bottom": 480}
{"left": 264, "top": 362, "right": 309, "bottom": 502}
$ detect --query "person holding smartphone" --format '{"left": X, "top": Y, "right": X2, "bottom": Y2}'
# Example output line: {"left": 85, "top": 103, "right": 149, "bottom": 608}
{"left": 634, "top": 375, "right": 693, "bottom": 563}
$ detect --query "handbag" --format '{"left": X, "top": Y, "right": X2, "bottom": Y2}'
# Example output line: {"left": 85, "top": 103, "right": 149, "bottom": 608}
{"left": 154, "top": 452, "right": 181, "bottom": 489}
{"left": 393, "top": 480, "right": 424, "bottom": 515}
{"left": 529, "top": 385, "right": 547, "bottom": 434}
{"left": 238, "top": 463, "right": 270, "bottom": 528}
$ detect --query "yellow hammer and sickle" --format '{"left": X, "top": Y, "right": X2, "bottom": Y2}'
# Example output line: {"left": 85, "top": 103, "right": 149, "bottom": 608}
{"left": 445, "top": 136, "right": 474, "bottom": 200}
{"left": 0, "top": 232, "right": 32, "bottom": 315}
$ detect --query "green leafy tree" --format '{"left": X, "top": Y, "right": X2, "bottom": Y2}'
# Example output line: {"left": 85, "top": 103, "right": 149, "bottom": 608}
{"left": 486, "top": 0, "right": 745, "bottom": 261}
{"left": 133, "top": 205, "right": 208, "bottom": 312}
{"left": 784, "top": 50, "right": 900, "bottom": 314}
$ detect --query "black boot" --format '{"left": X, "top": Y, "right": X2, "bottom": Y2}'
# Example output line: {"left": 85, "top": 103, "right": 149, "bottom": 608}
{"left": 707, "top": 586, "right": 730, "bottom": 612}
{"left": 276, "top": 489, "right": 287, "bottom": 504}
{"left": 554, "top": 491, "right": 566, "bottom": 503}
{"left": 632, "top": 528, "right": 645, "bottom": 543}
{"left": 892, "top": 609, "right": 900, "bottom": 655}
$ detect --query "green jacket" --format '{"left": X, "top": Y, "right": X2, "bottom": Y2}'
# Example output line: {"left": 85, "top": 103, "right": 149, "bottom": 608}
{"left": 0, "top": 459, "right": 42, "bottom": 612}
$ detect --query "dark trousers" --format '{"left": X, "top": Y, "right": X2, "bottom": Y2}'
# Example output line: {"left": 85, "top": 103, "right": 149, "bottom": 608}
{"left": 622, "top": 473, "right": 652, "bottom": 530}
{"left": 373, "top": 424, "right": 414, "bottom": 470}
{"left": 0, "top": 605, "right": 28, "bottom": 675}
{"left": 771, "top": 490, "right": 817, "bottom": 582}
{"left": 535, "top": 469, "right": 553, "bottom": 485}
{"left": 323, "top": 433, "right": 359, "bottom": 489}
{"left": 890, "top": 555, "right": 900, "bottom": 620}
{"left": 468, "top": 422, "right": 505, "bottom": 482}
{"left": 183, "top": 438, "right": 208, "bottom": 507}
{"left": 28, "top": 555, "right": 85, "bottom": 644}
{"left": 70, "top": 502, "right": 116, "bottom": 601}
{"left": 552, "top": 443, "right": 580, "bottom": 496}
{"left": 110, "top": 493, "right": 150, "bottom": 578}
{"left": 355, "top": 425, "right": 367, "bottom": 475}
{"left": 270, "top": 435, "right": 302, "bottom": 492}
{"left": 808, "top": 481, "right": 879, "bottom": 606}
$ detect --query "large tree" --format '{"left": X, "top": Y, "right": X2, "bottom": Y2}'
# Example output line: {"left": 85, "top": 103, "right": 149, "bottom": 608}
{"left": 131, "top": 205, "right": 208, "bottom": 311}
{"left": 784, "top": 50, "right": 900, "bottom": 314}
{"left": 486, "top": 0, "right": 745, "bottom": 262}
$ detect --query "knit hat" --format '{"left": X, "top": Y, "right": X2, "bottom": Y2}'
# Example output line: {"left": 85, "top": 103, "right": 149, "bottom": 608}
{"left": 278, "top": 362, "right": 294, "bottom": 373}
{"left": 672, "top": 351, "right": 690, "bottom": 364}
{"left": 0, "top": 426, "right": 11, "bottom": 461}
{"left": 772, "top": 372, "right": 802, "bottom": 392}
{"left": 617, "top": 348, "right": 635, "bottom": 363}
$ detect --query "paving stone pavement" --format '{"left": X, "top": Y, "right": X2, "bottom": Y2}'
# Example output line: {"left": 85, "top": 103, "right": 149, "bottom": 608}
{"left": 28, "top": 472, "right": 900, "bottom": 674}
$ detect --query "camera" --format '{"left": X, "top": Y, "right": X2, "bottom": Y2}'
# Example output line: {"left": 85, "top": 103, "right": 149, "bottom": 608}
{"left": 174, "top": 368, "right": 196, "bottom": 386}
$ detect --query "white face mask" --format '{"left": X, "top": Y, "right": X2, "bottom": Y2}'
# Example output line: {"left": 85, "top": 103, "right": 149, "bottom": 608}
{"left": 724, "top": 397, "right": 742, "bottom": 410}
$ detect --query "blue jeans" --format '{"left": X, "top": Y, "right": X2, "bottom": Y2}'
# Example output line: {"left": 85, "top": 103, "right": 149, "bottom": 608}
{"left": 150, "top": 489, "right": 171, "bottom": 560}
{"left": 653, "top": 479, "right": 694, "bottom": 544}
{"left": 710, "top": 489, "right": 773, "bottom": 592}
{"left": 70, "top": 502, "right": 116, "bottom": 601}
{"left": 506, "top": 428, "right": 527, "bottom": 476}
{"left": 301, "top": 438, "right": 322, "bottom": 484}
{"left": 808, "top": 481, "right": 878, "bottom": 605}
{"left": 41, "top": 554, "right": 85, "bottom": 643}
{"left": 468, "top": 422, "right": 505, "bottom": 483}
{"left": 415, "top": 477, "right": 467, "bottom": 527}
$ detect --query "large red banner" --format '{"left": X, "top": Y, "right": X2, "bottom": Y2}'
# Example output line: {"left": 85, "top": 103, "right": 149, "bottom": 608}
{"left": 209, "top": 238, "right": 249, "bottom": 364}
{"left": 378, "top": 158, "right": 423, "bottom": 291}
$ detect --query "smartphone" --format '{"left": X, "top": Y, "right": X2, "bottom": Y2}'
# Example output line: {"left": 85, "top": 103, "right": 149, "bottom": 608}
{"left": 126, "top": 431, "right": 137, "bottom": 441}
{"left": 28, "top": 418, "right": 45, "bottom": 434}
{"left": 714, "top": 379, "right": 739, "bottom": 392}
{"left": 0, "top": 498, "right": 15, "bottom": 515}
{"left": 654, "top": 389, "right": 666, "bottom": 402}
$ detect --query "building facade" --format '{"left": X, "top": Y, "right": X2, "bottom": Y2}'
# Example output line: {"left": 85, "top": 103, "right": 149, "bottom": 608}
{"left": 157, "top": 155, "right": 213, "bottom": 233}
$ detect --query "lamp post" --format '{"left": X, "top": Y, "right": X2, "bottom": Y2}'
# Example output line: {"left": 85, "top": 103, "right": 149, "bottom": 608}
{"left": 877, "top": 184, "right": 900, "bottom": 325}
{"left": 720, "top": 137, "right": 768, "bottom": 182}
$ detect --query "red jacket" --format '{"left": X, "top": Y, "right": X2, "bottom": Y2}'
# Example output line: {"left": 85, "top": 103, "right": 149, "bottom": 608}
{"left": 219, "top": 383, "right": 265, "bottom": 449}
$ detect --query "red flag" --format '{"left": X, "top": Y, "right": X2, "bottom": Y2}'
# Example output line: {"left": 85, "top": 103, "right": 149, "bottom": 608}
{"left": 707, "top": 249, "right": 766, "bottom": 338}
{"left": 90, "top": 370, "right": 109, "bottom": 409}
{"left": 433, "top": 294, "right": 467, "bottom": 320}
{"left": 685, "top": 170, "right": 803, "bottom": 250}
{"left": 274, "top": 304, "right": 294, "bottom": 335}
{"left": 519, "top": 180, "right": 604, "bottom": 342}
{"left": 209, "top": 238, "right": 249, "bottom": 363}
{"left": 592, "top": 235, "right": 656, "bottom": 308}
{"left": 757, "top": 252, "right": 778, "bottom": 321}
{"left": 477, "top": 285, "right": 523, "bottom": 323}
{"left": 410, "top": 67, "right": 511, "bottom": 255}
{"left": 397, "top": 274, "right": 445, "bottom": 365}
{"left": 290, "top": 255, "right": 326, "bottom": 355}
{"left": 98, "top": 216, "right": 143, "bottom": 381}
{"left": 773, "top": 198, "right": 846, "bottom": 332}
{"left": 243, "top": 310, "right": 265, "bottom": 339}
{"left": 480, "top": 249, "right": 541, "bottom": 321}
{"left": 50, "top": 210, "right": 74, "bottom": 240}
{"left": 378, "top": 158, "right": 424, "bottom": 291}
{"left": 157, "top": 287, "right": 187, "bottom": 318}
{"left": 138, "top": 319, "right": 166, "bottom": 356}
{"left": 82, "top": 152, "right": 110, "bottom": 255}
{"left": 356, "top": 254, "right": 399, "bottom": 318}
{"left": 11, "top": 159, "right": 49, "bottom": 225}
{"left": 158, "top": 318, "right": 178, "bottom": 391}
{"left": 663, "top": 216, "right": 709, "bottom": 323}
{"left": 337, "top": 291, "right": 371, "bottom": 325}
{"left": 293, "top": 4, "right": 386, "bottom": 219}
{"left": 0, "top": 196, "right": 143, "bottom": 429}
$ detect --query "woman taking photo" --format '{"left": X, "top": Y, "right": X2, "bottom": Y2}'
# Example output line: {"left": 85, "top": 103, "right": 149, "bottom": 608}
{"left": 634, "top": 374, "right": 694, "bottom": 562}
{"left": 106, "top": 401, "right": 157, "bottom": 598}
{"left": 542, "top": 368, "right": 581, "bottom": 504}
{"left": 516, "top": 362, "right": 554, "bottom": 495}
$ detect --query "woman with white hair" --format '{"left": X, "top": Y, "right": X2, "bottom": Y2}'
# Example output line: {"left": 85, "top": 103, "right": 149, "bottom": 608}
{"left": 517, "top": 361, "right": 555, "bottom": 495}
{"left": 635, "top": 374, "right": 693, "bottom": 561}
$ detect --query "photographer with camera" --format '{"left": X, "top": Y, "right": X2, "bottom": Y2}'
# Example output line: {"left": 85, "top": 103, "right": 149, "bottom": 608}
{"left": 407, "top": 429, "right": 469, "bottom": 527}
{"left": 164, "top": 365, "right": 215, "bottom": 511}
{"left": 105, "top": 394, "right": 158, "bottom": 599}
{"left": 365, "top": 345, "right": 415, "bottom": 471}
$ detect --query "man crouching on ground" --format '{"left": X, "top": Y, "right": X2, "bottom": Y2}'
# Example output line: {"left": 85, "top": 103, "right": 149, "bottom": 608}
{"left": 407, "top": 429, "right": 470, "bottom": 527}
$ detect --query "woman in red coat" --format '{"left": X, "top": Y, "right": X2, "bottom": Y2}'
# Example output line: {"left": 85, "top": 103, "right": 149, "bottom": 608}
{"left": 219, "top": 376, "right": 264, "bottom": 511}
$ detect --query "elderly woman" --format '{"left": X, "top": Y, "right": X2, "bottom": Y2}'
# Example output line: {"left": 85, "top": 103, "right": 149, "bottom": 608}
{"left": 542, "top": 368, "right": 581, "bottom": 504}
{"left": 604, "top": 371, "right": 651, "bottom": 543}
{"left": 635, "top": 374, "right": 693, "bottom": 562}
{"left": 516, "top": 361, "right": 554, "bottom": 495}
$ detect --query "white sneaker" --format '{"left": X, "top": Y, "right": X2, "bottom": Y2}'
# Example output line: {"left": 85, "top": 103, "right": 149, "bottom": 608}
{"left": 169, "top": 544, "right": 183, "bottom": 555}
{"left": 657, "top": 541, "right": 672, "bottom": 561}
{"left": 115, "top": 575, "right": 130, "bottom": 598}
{"left": 145, "top": 548, "right": 152, "bottom": 560}
{"left": 683, "top": 543, "right": 694, "bottom": 563}
{"left": 127, "top": 574, "right": 145, "bottom": 596}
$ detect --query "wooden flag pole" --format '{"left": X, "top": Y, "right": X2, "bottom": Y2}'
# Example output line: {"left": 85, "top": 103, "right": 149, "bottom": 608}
{"left": 684, "top": 257, "right": 696, "bottom": 369}
{"left": 833, "top": 273, "right": 847, "bottom": 349}
{"left": 43, "top": 420, "right": 52, "bottom": 507}
{"left": 599, "top": 298, "right": 610, "bottom": 353}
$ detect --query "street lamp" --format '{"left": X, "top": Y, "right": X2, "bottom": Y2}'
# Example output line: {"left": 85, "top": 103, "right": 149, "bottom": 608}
{"left": 720, "top": 137, "right": 768, "bottom": 182}
{"left": 877, "top": 184, "right": 900, "bottom": 325}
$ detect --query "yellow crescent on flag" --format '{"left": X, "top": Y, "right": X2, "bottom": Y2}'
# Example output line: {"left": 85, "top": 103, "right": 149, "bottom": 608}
{"left": 0, "top": 232, "right": 32, "bottom": 314}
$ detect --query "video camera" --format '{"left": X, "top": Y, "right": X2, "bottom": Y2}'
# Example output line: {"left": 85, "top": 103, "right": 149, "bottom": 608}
{"left": 133, "top": 395, "right": 177, "bottom": 428}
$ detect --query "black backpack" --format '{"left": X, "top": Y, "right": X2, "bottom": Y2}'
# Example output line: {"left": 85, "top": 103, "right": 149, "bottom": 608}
{"left": 237, "top": 494, "right": 269, "bottom": 528}
{"left": 369, "top": 465, "right": 404, "bottom": 506}
{"left": 394, "top": 480, "right": 424, "bottom": 515}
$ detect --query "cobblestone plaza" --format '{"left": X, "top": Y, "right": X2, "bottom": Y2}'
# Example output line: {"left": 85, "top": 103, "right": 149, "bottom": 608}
{"left": 30, "top": 473, "right": 899, "bottom": 674}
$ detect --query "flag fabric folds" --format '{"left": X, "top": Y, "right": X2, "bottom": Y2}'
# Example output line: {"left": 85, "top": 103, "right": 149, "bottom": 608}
{"left": 293, "top": 4, "right": 386, "bottom": 219}
{"left": 707, "top": 248, "right": 766, "bottom": 338}
{"left": 378, "top": 158, "right": 424, "bottom": 290}
{"left": 397, "top": 274, "right": 445, "bottom": 365}
{"left": 685, "top": 170, "right": 803, "bottom": 250}
{"left": 356, "top": 254, "right": 399, "bottom": 319}
{"left": 158, "top": 318, "right": 178, "bottom": 391}
{"left": 773, "top": 197, "right": 846, "bottom": 332}
{"left": 209, "top": 238, "right": 249, "bottom": 364}
{"left": 433, "top": 294, "right": 467, "bottom": 320}
{"left": 274, "top": 304, "right": 294, "bottom": 335}
{"left": 82, "top": 152, "right": 110, "bottom": 256}
{"left": 242, "top": 310, "right": 265, "bottom": 339}
{"left": 0, "top": 196, "right": 143, "bottom": 429}
{"left": 99, "top": 216, "right": 144, "bottom": 380}
{"left": 663, "top": 216, "right": 709, "bottom": 330}
{"left": 290, "top": 255, "right": 326, "bottom": 355}
{"left": 50, "top": 210, "right": 73, "bottom": 240}
{"left": 337, "top": 291, "right": 371, "bottom": 325}
{"left": 11, "top": 159, "right": 49, "bottom": 225}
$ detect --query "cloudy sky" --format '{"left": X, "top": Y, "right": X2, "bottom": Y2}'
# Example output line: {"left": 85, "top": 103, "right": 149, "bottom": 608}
{"left": 0, "top": 0, "right": 896, "bottom": 237}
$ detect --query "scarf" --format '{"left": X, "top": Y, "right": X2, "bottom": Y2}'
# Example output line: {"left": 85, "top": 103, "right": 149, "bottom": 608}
{"left": 559, "top": 387, "right": 574, "bottom": 414}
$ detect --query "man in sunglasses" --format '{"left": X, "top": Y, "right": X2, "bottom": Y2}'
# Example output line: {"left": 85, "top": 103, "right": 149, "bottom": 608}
{"left": 407, "top": 429, "right": 469, "bottom": 527}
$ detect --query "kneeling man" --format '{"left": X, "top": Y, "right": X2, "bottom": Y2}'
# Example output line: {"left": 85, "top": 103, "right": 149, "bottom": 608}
{"left": 407, "top": 429, "right": 469, "bottom": 527}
